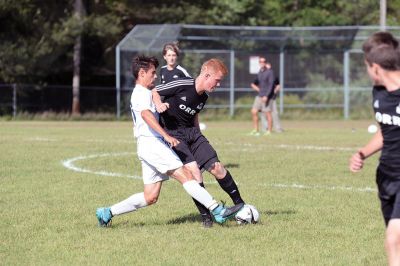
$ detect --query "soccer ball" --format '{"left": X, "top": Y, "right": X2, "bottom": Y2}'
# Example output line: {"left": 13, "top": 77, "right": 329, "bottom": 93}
{"left": 367, "top": 124, "right": 378, "bottom": 134}
{"left": 235, "top": 204, "right": 260, "bottom": 224}
{"left": 199, "top": 122, "right": 207, "bottom": 131}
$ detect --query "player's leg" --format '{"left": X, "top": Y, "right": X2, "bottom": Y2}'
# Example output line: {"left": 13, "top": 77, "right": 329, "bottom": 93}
{"left": 95, "top": 154, "right": 166, "bottom": 227}
{"left": 110, "top": 180, "right": 162, "bottom": 216}
{"left": 192, "top": 133, "right": 245, "bottom": 206}
{"left": 144, "top": 135, "right": 242, "bottom": 224}
{"left": 272, "top": 100, "right": 283, "bottom": 132}
{"left": 251, "top": 108, "right": 259, "bottom": 133}
{"left": 250, "top": 96, "right": 261, "bottom": 135}
{"left": 385, "top": 189, "right": 400, "bottom": 266}
{"left": 208, "top": 161, "right": 245, "bottom": 205}
{"left": 170, "top": 139, "right": 213, "bottom": 227}
{"left": 263, "top": 101, "right": 273, "bottom": 135}
{"left": 377, "top": 169, "right": 400, "bottom": 265}
{"left": 168, "top": 166, "right": 243, "bottom": 224}
{"left": 182, "top": 161, "right": 213, "bottom": 227}
{"left": 386, "top": 219, "right": 400, "bottom": 266}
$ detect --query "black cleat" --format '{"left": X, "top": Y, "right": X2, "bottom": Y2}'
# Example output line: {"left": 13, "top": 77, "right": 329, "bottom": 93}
{"left": 212, "top": 202, "right": 244, "bottom": 223}
{"left": 202, "top": 217, "right": 214, "bottom": 228}
{"left": 221, "top": 202, "right": 244, "bottom": 219}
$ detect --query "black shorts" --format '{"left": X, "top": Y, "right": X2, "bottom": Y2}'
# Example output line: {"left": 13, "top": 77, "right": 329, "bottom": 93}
{"left": 376, "top": 167, "right": 400, "bottom": 226}
{"left": 168, "top": 127, "right": 219, "bottom": 171}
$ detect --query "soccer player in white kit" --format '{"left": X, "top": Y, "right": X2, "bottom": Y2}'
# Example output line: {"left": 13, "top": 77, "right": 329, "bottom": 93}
{"left": 96, "top": 55, "right": 243, "bottom": 227}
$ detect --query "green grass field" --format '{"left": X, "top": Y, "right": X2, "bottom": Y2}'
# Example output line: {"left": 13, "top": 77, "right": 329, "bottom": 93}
{"left": 1, "top": 120, "right": 386, "bottom": 265}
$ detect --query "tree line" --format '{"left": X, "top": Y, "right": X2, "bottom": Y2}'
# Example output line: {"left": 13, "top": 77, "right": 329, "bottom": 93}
{"left": 1, "top": 0, "right": 399, "bottom": 114}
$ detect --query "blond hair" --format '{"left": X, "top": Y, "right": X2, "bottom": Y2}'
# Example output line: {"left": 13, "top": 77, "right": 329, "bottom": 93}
{"left": 200, "top": 58, "right": 228, "bottom": 76}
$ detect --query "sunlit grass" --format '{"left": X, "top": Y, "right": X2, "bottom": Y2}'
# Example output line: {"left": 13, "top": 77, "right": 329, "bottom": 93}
{"left": 0, "top": 120, "right": 385, "bottom": 265}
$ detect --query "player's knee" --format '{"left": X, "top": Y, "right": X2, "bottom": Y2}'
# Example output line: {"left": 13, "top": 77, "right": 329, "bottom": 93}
{"left": 385, "top": 227, "right": 400, "bottom": 250}
{"left": 209, "top": 162, "right": 226, "bottom": 178}
{"left": 144, "top": 192, "right": 159, "bottom": 205}
{"left": 182, "top": 166, "right": 194, "bottom": 181}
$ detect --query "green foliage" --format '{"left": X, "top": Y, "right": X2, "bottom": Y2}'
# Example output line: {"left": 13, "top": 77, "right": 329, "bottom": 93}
{"left": 1, "top": 0, "right": 399, "bottom": 86}
{"left": 0, "top": 0, "right": 122, "bottom": 84}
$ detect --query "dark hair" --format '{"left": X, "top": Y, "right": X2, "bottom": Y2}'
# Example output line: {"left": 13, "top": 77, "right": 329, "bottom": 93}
{"left": 131, "top": 55, "right": 159, "bottom": 79}
{"left": 362, "top": 32, "right": 400, "bottom": 71}
{"left": 162, "top": 42, "right": 180, "bottom": 57}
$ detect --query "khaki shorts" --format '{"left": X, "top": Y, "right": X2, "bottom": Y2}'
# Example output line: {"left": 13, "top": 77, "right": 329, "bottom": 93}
{"left": 252, "top": 96, "right": 273, "bottom": 112}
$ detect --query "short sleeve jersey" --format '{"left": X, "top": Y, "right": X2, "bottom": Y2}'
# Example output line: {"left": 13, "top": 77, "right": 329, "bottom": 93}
{"left": 155, "top": 78, "right": 207, "bottom": 130}
{"left": 160, "top": 65, "right": 191, "bottom": 84}
{"left": 372, "top": 86, "right": 400, "bottom": 178}
{"left": 253, "top": 68, "right": 274, "bottom": 98}
{"left": 130, "top": 84, "right": 161, "bottom": 138}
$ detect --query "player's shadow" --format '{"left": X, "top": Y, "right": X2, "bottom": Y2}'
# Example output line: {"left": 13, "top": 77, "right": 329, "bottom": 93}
{"left": 167, "top": 213, "right": 202, "bottom": 225}
{"left": 224, "top": 163, "right": 240, "bottom": 168}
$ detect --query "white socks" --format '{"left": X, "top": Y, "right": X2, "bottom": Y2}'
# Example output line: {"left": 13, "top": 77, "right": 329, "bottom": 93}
{"left": 182, "top": 180, "right": 218, "bottom": 210}
{"left": 110, "top": 192, "right": 148, "bottom": 216}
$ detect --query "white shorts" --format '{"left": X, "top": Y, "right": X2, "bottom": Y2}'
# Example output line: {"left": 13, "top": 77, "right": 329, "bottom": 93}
{"left": 137, "top": 136, "right": 183, "bottom": 184}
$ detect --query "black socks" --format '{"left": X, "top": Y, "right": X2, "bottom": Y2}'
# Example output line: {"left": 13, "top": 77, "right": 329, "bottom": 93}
{"left": 216, "top": 170, "right": 244, "bottom": 205}
{"left": 191, "top": 182, "right": 212, "bottom": 220}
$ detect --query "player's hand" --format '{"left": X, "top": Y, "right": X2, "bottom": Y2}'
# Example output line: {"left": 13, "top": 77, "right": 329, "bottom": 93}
{"left": 349, "top": 151, "right": 365, "bottom": 172}
{"left": 164, "top": 135, "right": 180, "bottom": 147}
{"left": 156, "top": 102, "right": 170, "bottom": 113}
{"left": 261, "top": 96, "right": 267, "bottom": 103}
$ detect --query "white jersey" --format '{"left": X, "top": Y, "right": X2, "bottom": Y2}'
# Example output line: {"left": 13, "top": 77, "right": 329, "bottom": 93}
{"left": 130, "top": 84, "right": 162, "bottom": 138}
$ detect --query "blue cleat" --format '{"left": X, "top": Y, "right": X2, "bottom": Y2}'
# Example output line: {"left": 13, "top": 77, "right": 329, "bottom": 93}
{"left": 211, "top": 203, "right": 244, "bottom": 224}
{"left": 96, "top": 207, "right": 113, "bottom": 227}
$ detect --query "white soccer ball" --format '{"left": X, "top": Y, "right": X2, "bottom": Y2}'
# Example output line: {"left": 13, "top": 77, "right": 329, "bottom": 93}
{"left": 235, "top": 204, "right": 260, "bottom": 225}
{"left": 367, "top": 124, "right": 378, "bottom": 134}
{"left": 199, "top": 122, "right": 207, "bottom": 131}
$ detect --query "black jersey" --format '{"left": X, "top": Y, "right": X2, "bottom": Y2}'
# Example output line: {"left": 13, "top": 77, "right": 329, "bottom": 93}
{"left": 373, "top": 86, "right": 400, "bottom": 178}
{"left": 155, "top": 78, "right": 207, "bottom": 130}
{"left": 160, "top": 65, "right": 191, "bottom": 84}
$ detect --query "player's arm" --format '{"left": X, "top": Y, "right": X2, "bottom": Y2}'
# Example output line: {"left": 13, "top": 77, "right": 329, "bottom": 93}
{"left": 152, "top": 89, "right": 169, "bottom": 113}
{"left": 251, "top": 78, "right": 260, "bottom": 92}
{"left": 349, "top": 128, "right": 383, "bottom": 172}
{"left": 274, "top": 84, "right": 281, "bottom": 94}
{"left": 141, "top": 110, "right": 179, "bottom": 147}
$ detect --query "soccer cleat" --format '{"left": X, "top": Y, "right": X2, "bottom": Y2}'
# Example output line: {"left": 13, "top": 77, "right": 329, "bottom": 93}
{"left": 96, "top": 207, "right": 113, "bottom": 227}
{"left": 202, "top": 216, "right": 214, "bottom": 228}
{"left": 248, "top": 129, "right": 260, "bottom": 136}
{"left": 211, "top": 202, "right": 244, "bottom": 224}
{"left": 263, "top": 130, "right": 271, "bottom": 136}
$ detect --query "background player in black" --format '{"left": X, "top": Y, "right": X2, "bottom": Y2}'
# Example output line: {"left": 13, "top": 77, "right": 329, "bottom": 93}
{"left": 160, "top": 43, "right": 191, "bottom": 84}
{"left": 153, "top": 58, "right": 245, "bottom": 228}
{"left": 349, "top": 31, "right": 400, "bottom": 266}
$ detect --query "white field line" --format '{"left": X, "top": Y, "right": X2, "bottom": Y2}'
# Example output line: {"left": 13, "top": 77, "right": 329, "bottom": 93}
{"left": 61, "top": 152, "right": 376, "bottom": 193}
{"left": 218, "top": 142, "right": 355, "bottom": 152}
{"left": 62, "top": 152, "right": 141, "bottom": 179}
{"left": 266, "top": 183, "right": 376, "bottom": 193}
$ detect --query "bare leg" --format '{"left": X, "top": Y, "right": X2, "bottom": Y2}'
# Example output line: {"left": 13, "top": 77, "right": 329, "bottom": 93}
{"left": 251, "top": 108, "right": 259, "bottom": 132}
{"left": 265, "top": 111, "right": 272, "bottom": 133}
{"left": 386, "top": 219, "right": 400, "bottom": 266}
{"left": 272, "top": 100, "right": 282, "bottom": 132}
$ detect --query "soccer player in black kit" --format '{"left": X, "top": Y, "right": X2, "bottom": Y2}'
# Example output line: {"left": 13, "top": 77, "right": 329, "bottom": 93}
{"left": 160, "top": 43, "right": 191, "bottom": 84}
{"left": 153, "top": 58, "right": 245, "bottom": 228}
{"left": 349, "top": 32, "right": 400, "bottom": 266}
